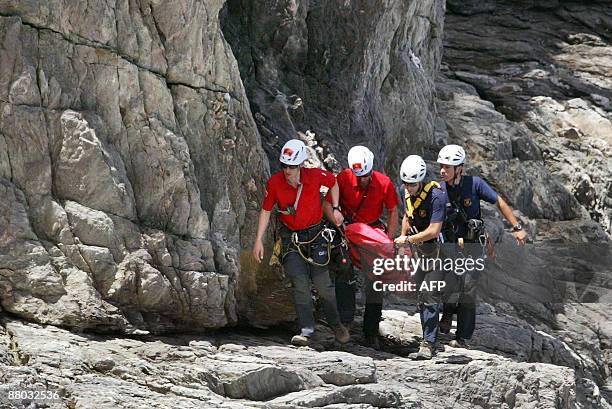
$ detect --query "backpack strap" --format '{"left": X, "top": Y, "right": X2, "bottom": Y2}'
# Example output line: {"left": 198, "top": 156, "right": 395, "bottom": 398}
{"left": 405, "top": 181, "right": 440, "bottom": 218}
{"left": 345, "top": 180, "right": 371, "bottom": 223}
{"left": 278, "top": 171, "right": 304, "bottom": 216}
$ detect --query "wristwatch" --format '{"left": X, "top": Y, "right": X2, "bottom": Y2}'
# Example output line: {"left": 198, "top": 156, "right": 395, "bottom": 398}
{"left": 512, "top": 223, "right": 523, "bottom": 232}
{"left": 332, "top": 206, "right": 341, "bottom": 212}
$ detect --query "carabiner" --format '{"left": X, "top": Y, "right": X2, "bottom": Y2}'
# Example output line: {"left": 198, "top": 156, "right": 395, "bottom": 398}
{"left": 322, "top": 227, "right": 335, "bottom": 243}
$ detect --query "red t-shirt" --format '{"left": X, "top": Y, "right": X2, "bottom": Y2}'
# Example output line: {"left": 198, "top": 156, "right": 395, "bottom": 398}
{"left": 263, "top": 167, "right": 336, "bottom": 231}
{"left": 325, "top": 169, "right": 399, "bottom": 224}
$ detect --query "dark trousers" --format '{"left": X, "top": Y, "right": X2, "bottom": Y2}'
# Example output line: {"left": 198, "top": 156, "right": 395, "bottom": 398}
{"left": 334, "top": 273, "right": 356, "bottom": 325}
{"left": 331, "top": 266, "right": 382, "bottom": 336}
{"left": 281, "top": 226, "right": 341, "bottom": 336}
{"left": 442, "top": 300, "right": 476, "bottom": 340}
{"left": 362, "top": 276, "right": 383, "bottom": 337}
{"left": 414, "top": 268, "right": 446, "bottom": 344}
{"left": 329, "top": 245, "right": 356, "bottom": 325}
{"left": 283, "top": 251, "right": 341, "bottom": 336}
{"left": 442, "top": 243, "right": 482, "bottom": 340}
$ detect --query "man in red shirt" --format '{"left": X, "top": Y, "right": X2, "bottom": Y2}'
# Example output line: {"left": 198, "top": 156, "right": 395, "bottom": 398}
{"left": 253, "top": 139, "right": 350, "bottom": 346}
{"left": 323, "top": 146, "right": 399, "bottom": 348}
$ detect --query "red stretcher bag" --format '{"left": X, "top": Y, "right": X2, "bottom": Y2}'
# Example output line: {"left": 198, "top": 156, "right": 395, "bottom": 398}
{"left": 344, "top": 223, "right": 414, "bottom": 289}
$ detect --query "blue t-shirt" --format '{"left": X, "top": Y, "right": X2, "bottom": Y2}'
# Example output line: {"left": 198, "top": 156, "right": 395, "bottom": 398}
{"left": 442, "top": 176, "right": 498, "bottom": 237}
{"left": 429, "top": 187, "right": 449, "bottom": 223}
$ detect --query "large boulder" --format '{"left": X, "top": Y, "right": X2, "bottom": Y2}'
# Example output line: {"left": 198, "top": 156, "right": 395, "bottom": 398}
{"left": 0, "top": 2, "right": 269, "bottom": 332}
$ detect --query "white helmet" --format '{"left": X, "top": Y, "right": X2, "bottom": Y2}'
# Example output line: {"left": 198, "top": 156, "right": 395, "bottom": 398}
{"left": 400, "top": 155, "right": 427, "bottom": 183}
{"left": 437, "top": 144, "right": 466, "bottom": 166}
{"left": 279, "top": 139, "right": 308, "bottom": 165}
{"left": 347, "top": 146, "right": 374, "bottom": 176}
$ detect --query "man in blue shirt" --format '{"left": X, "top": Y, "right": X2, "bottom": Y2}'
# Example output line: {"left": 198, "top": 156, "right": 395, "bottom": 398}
{"left": 437, "top": 144, "right": 528, "bottom": 348}
{"left": 395, "top": 155, "right": 449, "bottom": 359}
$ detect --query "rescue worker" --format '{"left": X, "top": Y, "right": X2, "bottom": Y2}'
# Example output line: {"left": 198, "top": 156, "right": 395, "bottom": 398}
{"left": 437, "top": 144, "right": 528, "bottom": 348}
{"left": 394, "top": 155, "right": 449, "bottom": 360}
{"left": 252, "top": 139, "right": 350, "bottom": 346}
{"left": 322, "top": 146, "right": 399, "bottom": 349}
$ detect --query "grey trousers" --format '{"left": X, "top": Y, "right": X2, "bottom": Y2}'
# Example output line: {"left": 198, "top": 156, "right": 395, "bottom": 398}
{"left": 283, "top": 250, "right": 341, "bottom": 336}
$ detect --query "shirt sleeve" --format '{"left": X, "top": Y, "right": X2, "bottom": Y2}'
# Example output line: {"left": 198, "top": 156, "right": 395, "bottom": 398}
{"left": 262, "top": 178, "right": 277, "bottom": 211}
{"left": 474, "top": 176, "right": 498, "bottom": 204}
{"left": 430, "top": 189, "right": 449, "bottom": 223}
{"left": 324, "top": 173, "right": 340, "bottom": 204}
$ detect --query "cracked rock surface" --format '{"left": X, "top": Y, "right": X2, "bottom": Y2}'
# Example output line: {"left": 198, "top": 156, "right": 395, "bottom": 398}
{"left": 0, "top": 318, "right": 597, "bottom": 409}
{"left": 442, "top": 0, "right": 612, "bottom": 235}
{"left": 0, "top": 1, "right": 274, "bottom": 332}
{"left": 221, "top": 0, "right": 446, "bottom": 176}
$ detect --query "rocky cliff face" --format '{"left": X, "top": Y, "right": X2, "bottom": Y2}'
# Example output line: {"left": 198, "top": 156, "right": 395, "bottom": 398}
{"left": 0, "top": 0, "right": 272, "bottom": 332}
{"left": 443, "top": 0, "right": 612, "bottom": 235}
{"left": 221, "top": 0, "right": 445, "bottom": 175}
{"left": 0, "top": 0, "right": 446, "bottom": 332}
{"left": 0, "top": 0, "right": 610, "bottom": 408}
{"left": 436, "top": 0, "right": 612, "bottom": 403}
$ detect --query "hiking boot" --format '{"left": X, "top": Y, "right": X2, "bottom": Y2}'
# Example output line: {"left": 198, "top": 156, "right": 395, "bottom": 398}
{"left": 449, "top": 338, "right": 468, "bottom": 349}
{"left": 334, "top": 324, "right": 350, "bottom": 344}
{"left": 291, "top": 334, "right": 311, "bottom": 346}
{"left": 409, "top": 341, "right": 435, "bottom": 360}
{"left": 363, "top": 334, "right": 381, "bottom": 350}
{"left": 439, "top": 314, "right": 452, "bottom": 334}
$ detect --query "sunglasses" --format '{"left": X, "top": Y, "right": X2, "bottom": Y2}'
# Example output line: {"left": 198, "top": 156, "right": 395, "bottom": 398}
{"left": 403, "top": 182, "right": 419, "bottom": 187}
{"left": 281, "top": 163, "right": 299, "bottom": 169}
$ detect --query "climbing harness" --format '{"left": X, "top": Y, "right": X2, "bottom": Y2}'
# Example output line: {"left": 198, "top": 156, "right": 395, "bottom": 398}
{"left": 290, "top": 224, "right": 345, "bottom": 267}
{"left": 404, "top": 181, "right": 442, "bottom": 265}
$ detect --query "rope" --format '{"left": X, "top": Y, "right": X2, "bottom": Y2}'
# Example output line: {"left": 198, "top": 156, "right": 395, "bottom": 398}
{"left": 291, "top": 226, "right": 336, "bottom": 267}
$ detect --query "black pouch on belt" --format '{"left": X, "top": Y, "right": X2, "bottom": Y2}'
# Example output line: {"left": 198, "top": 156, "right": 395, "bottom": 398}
{"left": 466, "top": 219, "right": 484, "bottom": 242}
{"left": 309, "top": 231, "right": 329, "bottom": 265}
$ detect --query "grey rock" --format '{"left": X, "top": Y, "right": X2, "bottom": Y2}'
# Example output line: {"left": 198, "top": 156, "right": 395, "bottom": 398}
{"left": 439, "top": 1, "right": 612, "bottom": 400}
{"left": 378, "top": 309, "right": 422, "bottom": 348}
{"left": 3, "top": 318, "right": 591, "bottom": 409}
{"left": 446, "top": 0, "right": 498, "bottom": 16}
{"left": 0, "top": 0, "right": 610, "bottom": 407}
{"left": 267, "top": 384, "right": 405, "bottom": 408}
{"left": 443, "top": 1, "right": 612, "bottom": 235}
{"left": 0, "top": 1, "right": 275, "bottom": 331}
{"left": 54, "top": 110, "right": 137, "bottom": 221}
{"left": 221, "top": 0, "right": 446, "bottom": 178}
